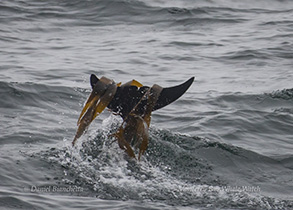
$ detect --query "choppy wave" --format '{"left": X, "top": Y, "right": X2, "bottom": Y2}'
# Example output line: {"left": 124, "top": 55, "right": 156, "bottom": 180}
{"left": 268, "top": 88, "right": 293, "bottom": 100}
{"left": 1, "top": 0, "right": 293, "bottom": 209}
{"left": 1, "top": 80, "right": 292, "bottom": 209}
{"left": 33, "top": 124, "right": 292, "bottom": 209}
{"left": 1, "top": 0, "right": 293, "bottom": 32}
{"left": 0, "top": 0, "right": 280, "bottom": 27}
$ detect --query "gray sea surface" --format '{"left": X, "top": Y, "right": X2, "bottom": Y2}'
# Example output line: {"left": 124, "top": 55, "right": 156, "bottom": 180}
{"left": 1, "top": 0, "right": 293, "bottom": 209}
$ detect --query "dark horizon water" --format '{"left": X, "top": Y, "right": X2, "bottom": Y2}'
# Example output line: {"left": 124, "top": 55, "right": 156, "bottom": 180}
{"left": 1, "top": 0, "right": 293, "bottom": 209}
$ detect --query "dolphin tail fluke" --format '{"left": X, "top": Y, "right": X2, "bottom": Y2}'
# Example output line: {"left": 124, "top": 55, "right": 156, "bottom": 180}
{"left": 153, "top": 77, "right": 194, "bottom": 111}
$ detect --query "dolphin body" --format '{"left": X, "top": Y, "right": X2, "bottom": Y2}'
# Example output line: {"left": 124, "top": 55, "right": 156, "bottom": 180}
{"left": 73, "top": 74, "right": 194, "bottom": 160}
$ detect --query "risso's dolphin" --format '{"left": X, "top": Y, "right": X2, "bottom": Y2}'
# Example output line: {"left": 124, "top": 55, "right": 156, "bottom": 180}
{"left": 73, "top": 74, "right": 194, "bottom": 160}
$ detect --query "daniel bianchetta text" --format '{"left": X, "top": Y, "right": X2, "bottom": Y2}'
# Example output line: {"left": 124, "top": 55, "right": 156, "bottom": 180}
{"left": 28, "top": 185, "right": 84, "bottom": 193}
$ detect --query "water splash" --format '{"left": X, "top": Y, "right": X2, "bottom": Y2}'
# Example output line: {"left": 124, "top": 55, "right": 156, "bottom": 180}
{"left": 41, "top": 115, "right": 293, "bottom": 209}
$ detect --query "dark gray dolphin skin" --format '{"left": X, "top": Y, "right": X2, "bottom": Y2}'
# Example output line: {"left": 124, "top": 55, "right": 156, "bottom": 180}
{"left": 90, "top": 74, "right": 195, "bottom": 119}
{"left": 73, "top": 74, "right": 194, "bottom": 154}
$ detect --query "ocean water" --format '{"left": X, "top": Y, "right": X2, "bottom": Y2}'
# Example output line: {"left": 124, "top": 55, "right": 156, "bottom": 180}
{"left": 1, "top": 0, "right": 293, "bottom": 209}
